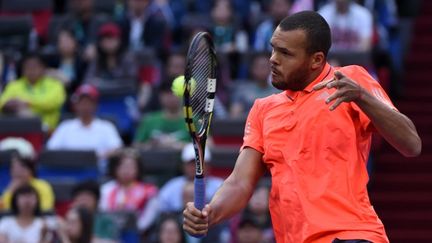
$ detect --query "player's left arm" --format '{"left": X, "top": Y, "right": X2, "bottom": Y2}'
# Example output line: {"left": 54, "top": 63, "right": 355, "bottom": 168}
{"left": 314, "top": 70, "right": 421, "bottom": 157}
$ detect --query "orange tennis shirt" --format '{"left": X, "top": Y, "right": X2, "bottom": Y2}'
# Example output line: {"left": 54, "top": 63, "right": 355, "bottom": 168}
{"left": 241, "top": 63, "right": 393, "bottom": 243}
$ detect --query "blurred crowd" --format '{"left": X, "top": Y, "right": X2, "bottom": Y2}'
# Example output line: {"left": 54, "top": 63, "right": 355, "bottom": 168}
{"left": 0, "top": 0, "right": 420, "bottom": 242}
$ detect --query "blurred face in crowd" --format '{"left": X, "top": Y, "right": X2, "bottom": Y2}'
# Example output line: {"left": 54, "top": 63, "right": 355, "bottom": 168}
{"left": 65, "top": 209, "right": 83, "bottom": 241}
{"left": 100, "top": 36, "right": 121, "bottom": 55}
{"left": 237, "top": 223, "right": 263, "bottom": 243}
{"left": 58, "top": 30, "right": 77, "bottom": 57}
{"left": 159, "top": 218, "right": 182, "bottom": 243}
{"left": 11, "top": 158, "right": 32, "bottom": 182}
{"left": 128, "top": 0, "right": 150, "bottom": 17}
{"left": 116, "top": 156, "right": 139, "bottom": 185}
{"left": 270, "top": 27, "right": 313, "bottom": 91}
{"left": 17, "top": 191, "right": 38, "bottom": 216}
{"left": 182, "top": 161, "right": 195, "bottom": 181}
{"left": 182, "top": 181, "right": 194, "bottom": 206}
{"left": 335, "top": 0, "right": 351, "bottom": 13}
{"left": 270, "top": 0, "right": 291, "bottom": 23}
{"left": 166, "top": 54, "right": 186, "bottom": 79}
{"left": 211, "top": 0, "right": 232, "bottom": 25}
{"left": 248, "top": 186, "right": 270, "bottom": 215}
{"left": 74, "top": 96, "right": 97, "bottom": 119}
{"left": 72, "top": 192, "right": 98, "bottom": 213}
{"left": 23, "top": 57, "right": 45, "bottom": 84}
{"left": 71, "top": 0, "right": 93, "bottom": 14}
{"left": 160, "top": 90, "right": 181, "bottom": 113}
{"left": 251, "top": 55, "right": 271, "bottom": 84}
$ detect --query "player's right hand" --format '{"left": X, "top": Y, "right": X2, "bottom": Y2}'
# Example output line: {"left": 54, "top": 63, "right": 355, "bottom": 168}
{"left": 183, "top": 202, "right": 212, "bottom": 236}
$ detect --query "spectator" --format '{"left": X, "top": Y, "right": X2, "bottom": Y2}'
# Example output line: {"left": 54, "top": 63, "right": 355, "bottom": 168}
{"left": 1, "top": 154, "right": 54, "bottom": 213}
{"left": 210, "top": 0, "right": 248, "bottom": 54}
{"left": 99, "top": 148, "right": 159, "bottom": 233}
{"left": 0, "top": 53, "right": 66, "bottom": 131}
{"left": 134, "top": 80, "right": 189, "bottom": 149}
{"left": 46, "top": 29, "right": 87, "bottom": 92}
{"left": 254, "top": 0, "right": 291, "bottom": 52}
{"left": 56, "top": 207, "right": 94, "bottom": 243}
{"left": 70, "top": 181, "right": 119, "bottom": 242}
{"left": 117, "top": 0, "right": 171, "bottom": 55}
{"left": 230, "top": 52, "right": 276, "bottom": 118}
{"left": 318, "top": 0, "right": 373, "bottom": 52}
{"left": 84, "top": 23, "right": 138, "bottom": 92}
{"left": 236, "top": 215, "right": 264, "bottom": 243}
{"left": 159, "top": 143, "right": 223, "bottom": 213}
{"left": 0, "top": 184, "right": 44, "bottom": 243}
{"left": 156, "top": 213, "right": 186, "bottom": 243}
{"left": 47, "top": 84, "right": 123, "bottom": 171}
{"left": 59, "top": 0, "right": 99, "bottom": 61}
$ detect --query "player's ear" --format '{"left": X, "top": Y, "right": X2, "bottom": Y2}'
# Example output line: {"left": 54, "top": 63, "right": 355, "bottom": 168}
{"left": 310, "top": 51, "right": 325, "bottom": 70}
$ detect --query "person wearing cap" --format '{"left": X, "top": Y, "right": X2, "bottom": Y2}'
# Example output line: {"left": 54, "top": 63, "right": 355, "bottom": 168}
{"left": 84, "top": 22, "right": 138, "bottom": 92}
{"left": 158, "top": 143, "right": 225, "bottom": 243}
{"left": 158, "top": 143, "right": 222, "bottom": 213}
{"left": 0, "top": 53, "right": 66, "bottom": 131}
{"left": 47, "top": 84, "right": 123, "bottom": 171}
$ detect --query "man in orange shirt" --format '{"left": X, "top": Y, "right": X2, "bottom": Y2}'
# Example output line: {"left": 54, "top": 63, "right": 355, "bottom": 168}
{"left": 183, "top": 11, "right": 421, "bottom": 243}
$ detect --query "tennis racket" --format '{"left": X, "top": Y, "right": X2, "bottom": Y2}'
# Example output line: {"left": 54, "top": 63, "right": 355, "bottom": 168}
{"left": 183, "top": 31, "right": 217, "bottom": 237}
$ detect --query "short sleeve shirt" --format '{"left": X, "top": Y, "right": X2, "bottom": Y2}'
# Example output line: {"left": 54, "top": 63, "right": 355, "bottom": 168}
{"left": 241, "top": 63, "right": 392, "bottom": 243}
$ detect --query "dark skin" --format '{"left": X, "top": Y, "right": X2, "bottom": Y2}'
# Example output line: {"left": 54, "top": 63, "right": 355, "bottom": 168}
{"left": 183, "top": 27, "right": 421, "bottom": 236}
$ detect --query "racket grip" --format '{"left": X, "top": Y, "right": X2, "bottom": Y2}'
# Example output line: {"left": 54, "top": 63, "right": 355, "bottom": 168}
{"left": 192, "top": 177, "right": 206, "bottom": 238}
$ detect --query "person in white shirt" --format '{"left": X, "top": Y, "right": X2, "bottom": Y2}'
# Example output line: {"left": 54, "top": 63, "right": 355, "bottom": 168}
{"left": 318, "top": 0, "right": 373, "bottom": 52}
{"left": 0, "top": 184, "right": 44, "bottom": 243}
{"left": 47, "top": 84, "right": 123, "bottom": 171}
{"left": 158, "top": 143, "right": 223, "bottom": 213}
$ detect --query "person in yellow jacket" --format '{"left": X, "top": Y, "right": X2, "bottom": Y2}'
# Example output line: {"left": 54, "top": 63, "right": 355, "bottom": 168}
{"left": 1, "top": 154, "right": 54, "bottom": 212}
{"left": 0, "top": 53, "right": 66, "bottom": 130}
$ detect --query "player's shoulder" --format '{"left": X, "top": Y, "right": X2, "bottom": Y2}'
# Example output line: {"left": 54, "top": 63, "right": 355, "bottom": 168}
{"left": 253, "top": 92, "right": 287, "bottom": 110}
{"left": 336, "top": 65, "right": 377, "bottom": 84}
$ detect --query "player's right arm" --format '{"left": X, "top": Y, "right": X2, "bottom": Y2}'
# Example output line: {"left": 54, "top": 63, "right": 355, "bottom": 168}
{"left": 183, "top": 147, "right": 266, "bottom": 236}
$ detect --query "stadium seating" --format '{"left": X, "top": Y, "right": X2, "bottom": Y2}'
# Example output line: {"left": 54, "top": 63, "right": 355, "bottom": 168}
{"left": 0, "top": 117, "right": 45, "bottom": 153}
{"left": 140, "top": 149, "right": 181, "bottom": 187}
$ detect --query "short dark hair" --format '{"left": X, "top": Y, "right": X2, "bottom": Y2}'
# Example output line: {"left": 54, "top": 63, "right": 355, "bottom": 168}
{"left": 278, "top": 11, "right": 331, "bottom": 56}
{"left": 108, "top": 148, "right": 144, "bottom": 180}
{"left": 12, "top": 153, "right": 36, "bottom": 177}
{"left": 11, "top": 184, "right": 41, "bottom": 216}
{"left": 71, "top": 180, "right": 100, "bottom": 202}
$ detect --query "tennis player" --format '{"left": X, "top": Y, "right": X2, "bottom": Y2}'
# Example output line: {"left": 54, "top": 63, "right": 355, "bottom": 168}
{"left": 183, "top": 11, "right": 421, "bottom": 243}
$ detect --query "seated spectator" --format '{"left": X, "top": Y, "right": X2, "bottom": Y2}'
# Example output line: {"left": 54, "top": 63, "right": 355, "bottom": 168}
{"left": 70, "top": 181, "right": 119, "bottom": 242}
{"left": 117, "top": 0, "right": 171, "bottom": 55}
{"left": 99, "top": 148, "right": 159, "bottom": 233}
{"left": 0, "top": 53, "right": 66, "bottom": 131}
{"left": 318, "top": 0, "right": 373, "bottom": 52}
{"left": 0, "top": 184, "right": 44, "bottom": 243}
{"left": 1, "top": 154, "right": 54, "bottom": 213}
{"left": 243, "top": 184, "right": 273, "bottom": 243}
{"left": 84, "top": 23, "right": 138, "bottom": 92}
{"left": 55, "top": 207, "right": 94, "bottom": 243}
{"left": 134, "top": 80, "right": 189, "bottom": 150}
{"left": 47, "top": 84, "right": 123, "bottom": 171}
{"left": 58, "top": 0, "right": 99, "bottom": 61}
{"left": 210, "top": 0, "right": 248, "bottom": 54}
{"left": 46, "top": 29, "right": 87, "bottom": 92}
{"left": 159, "top": 143, "right": 223, "bottom": 213}
{"left": 236, "top": 215, "right": 264, "bottom": 243}
{"left": 230, "top": 52, "right": 276, "bottom": 118}
{"left": 254, "top": 0, "right": 291, "bottom": 52}
{"left": 157, "top": 214, "right": 186, "bottom": 243}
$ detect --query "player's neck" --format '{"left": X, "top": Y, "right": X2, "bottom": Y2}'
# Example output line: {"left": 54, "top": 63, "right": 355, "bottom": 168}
{"left": 302, "top": 64, "right": 326, "bottom": 90}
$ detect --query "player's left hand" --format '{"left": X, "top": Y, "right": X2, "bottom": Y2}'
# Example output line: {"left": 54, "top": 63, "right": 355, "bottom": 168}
{"left": 313, "top": 71, "right": 365, "bottom": 111}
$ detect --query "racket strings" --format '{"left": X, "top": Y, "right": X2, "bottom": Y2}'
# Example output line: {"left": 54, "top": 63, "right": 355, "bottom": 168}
{"left": 188, "top": 40, "right": 214, "bottom": 132}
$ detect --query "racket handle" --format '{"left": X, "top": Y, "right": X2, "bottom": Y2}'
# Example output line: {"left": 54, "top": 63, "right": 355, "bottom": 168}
{"left": 192, "top": 177, "right": 206, "bottom": 238}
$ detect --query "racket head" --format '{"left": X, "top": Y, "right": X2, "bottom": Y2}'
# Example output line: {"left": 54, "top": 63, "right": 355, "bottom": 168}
{"left": 183, "top": 32, "right": 217, "bottom": 177}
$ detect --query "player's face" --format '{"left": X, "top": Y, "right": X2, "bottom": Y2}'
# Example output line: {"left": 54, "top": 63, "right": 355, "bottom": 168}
{"left": 270, "top": 27, "right": 313, "bottom": 91}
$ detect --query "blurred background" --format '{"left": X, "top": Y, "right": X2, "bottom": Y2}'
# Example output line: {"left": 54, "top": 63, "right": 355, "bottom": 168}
{"left": 0, "top": 0, "right": 430, "bottom": 242}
